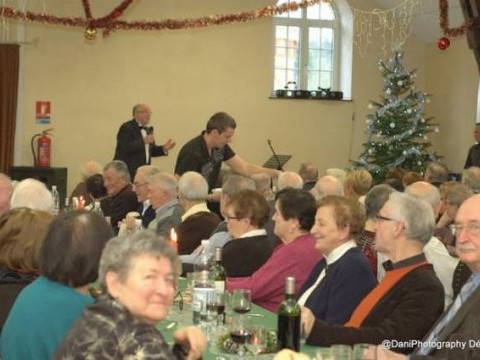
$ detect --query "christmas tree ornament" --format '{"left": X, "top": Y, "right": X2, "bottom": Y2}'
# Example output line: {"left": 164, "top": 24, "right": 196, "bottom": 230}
{"left": 84, "top": 27, "right": 97, "bottom": 40}
{"left": 437, "top": 37, "right": 450, "bottom": 50}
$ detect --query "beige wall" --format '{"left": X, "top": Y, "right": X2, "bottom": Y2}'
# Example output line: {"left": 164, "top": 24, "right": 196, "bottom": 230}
{"left": 8, "top": 0, "right": 479, "bottom": 193}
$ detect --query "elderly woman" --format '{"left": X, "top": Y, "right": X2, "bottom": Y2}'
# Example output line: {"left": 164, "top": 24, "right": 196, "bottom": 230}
{"left": 0, "top": 208, "right": 54, "bottom": 330}
{"left": 55, "top": 231, "right": 206, "bottom": 359}
{"left": 227, "top": 188, "right": 321, "bottom": 312}
{"left": 298, "top": 195, "right": 376, "bottom": 325}
{"left": 222, "top": 189, "right": 274, "bottom": 277}
{"left": 0, "top": 210, "right": 112, "bottom": 360}
{"left": 344, "top": 169, "right": 373, "bottom": 203}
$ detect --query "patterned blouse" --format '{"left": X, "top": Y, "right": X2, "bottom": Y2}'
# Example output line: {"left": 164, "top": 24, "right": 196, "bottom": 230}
{"left": 54, "top": 295, "right": 178, "bottom": 360}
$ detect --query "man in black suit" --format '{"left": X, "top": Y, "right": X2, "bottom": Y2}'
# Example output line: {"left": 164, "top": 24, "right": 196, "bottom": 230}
{"left": 464, "top": 123, "right": 480, "bottom": 169}
{"left": 114, "top": 104, "right": 175, "bottom": 179}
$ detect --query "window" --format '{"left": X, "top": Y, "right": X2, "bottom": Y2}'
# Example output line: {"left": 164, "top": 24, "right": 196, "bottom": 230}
{"left": 273, "top": 0, "right": 340, "bottom": 92}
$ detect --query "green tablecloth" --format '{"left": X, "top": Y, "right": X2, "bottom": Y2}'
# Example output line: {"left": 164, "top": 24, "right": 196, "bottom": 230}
{"left": 157, "top": 278, "right": 318, "bottom": 359}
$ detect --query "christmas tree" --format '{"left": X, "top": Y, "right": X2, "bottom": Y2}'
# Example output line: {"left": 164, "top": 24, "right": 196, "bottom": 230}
{"left": 354, "top": 51, "right": 441, "bottom": 183}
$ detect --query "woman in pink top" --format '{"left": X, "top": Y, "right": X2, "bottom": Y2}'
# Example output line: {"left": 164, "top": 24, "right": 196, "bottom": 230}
{"left": 227, "top": 188, "right": 321, "bottom": 312}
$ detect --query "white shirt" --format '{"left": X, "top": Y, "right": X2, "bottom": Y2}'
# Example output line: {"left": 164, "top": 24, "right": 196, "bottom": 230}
{"left": 181, "top": 202, "right": 210, "bottom": 221}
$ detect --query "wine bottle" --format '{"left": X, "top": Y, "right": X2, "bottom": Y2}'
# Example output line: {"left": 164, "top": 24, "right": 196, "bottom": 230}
{"left": 277, "top": 276, "right": 301, "bottom": 351}
{"left": 210, "top": 247, "right": 226, "bottom": 293}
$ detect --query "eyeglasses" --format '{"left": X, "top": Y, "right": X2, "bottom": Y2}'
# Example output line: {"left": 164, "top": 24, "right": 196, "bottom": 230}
{"left": 451, "top": 222, "right": 480, "bottom": 236}
{"left": 133, "top": 182, "right": 148, "bottom": 188}
{"left": 375, "top": 214, "right": 398, "bottom": 222}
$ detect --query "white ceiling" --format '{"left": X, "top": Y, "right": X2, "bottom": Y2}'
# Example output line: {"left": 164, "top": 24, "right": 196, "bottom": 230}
{"left": 374, "top": 0, "right": 464, "bottom": 43}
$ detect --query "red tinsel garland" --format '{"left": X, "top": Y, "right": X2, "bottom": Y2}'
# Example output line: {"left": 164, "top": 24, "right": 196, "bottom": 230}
{"left": 0, "top": 0, "right": 322, "bottom": 37}
{"left": 438, "top": 0, "right": 473, "bottom": 37}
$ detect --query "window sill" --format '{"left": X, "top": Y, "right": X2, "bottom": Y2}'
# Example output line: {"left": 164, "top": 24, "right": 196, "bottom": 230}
{"left": 268, "top": 96, "right": 352, "bottom": 102}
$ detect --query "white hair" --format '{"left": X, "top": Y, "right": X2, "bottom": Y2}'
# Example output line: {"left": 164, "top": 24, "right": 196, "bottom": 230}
{"left": 10, "top": 178, "right": 54, "bottom": 213}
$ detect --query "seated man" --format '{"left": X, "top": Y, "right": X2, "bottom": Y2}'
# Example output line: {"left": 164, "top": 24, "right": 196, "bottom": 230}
{"left": 131, "top": 165, "right": 160, "bottom": 228}
{"left": 100, "top": 160, "right": 139, "bottom": 234}
{"left": 302, "top": 192, "right": 444, "bottom": 354}
{"left": 176, "top": 172, "right": 220, "bottom": 255}
{"left": 372, "top": 194, "right": 480, "bottom": 359}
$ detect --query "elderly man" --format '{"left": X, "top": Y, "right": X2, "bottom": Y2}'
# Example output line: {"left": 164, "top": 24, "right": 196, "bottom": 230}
{"left": 101, "top": 160, "right": 139, "bottom": 234}
{"left": 114, "top": 104, "right": 175, "bottom": 180}
{"left": 0, "top": 173, "right": 13, "bottom": 217}
{"left": 462, "top": 166, "right": 480, "bottom": 193}
{"left": 69, "top": 160, "right": 102, "bottom": 207}
{"left": 311, "top": 175, "right": 344, "bottom": 201}
{"left": 298, "top": 163, "right": 318, "bottom": 191}
{"left": 131, "top": 165, "right": 161, "bottom": 228}
{"left": 424, "top": 161, "right": 449, "bottom": 187}
{"left": 175, "top": 112, "right": 279, "bottom": 191}
{"left": 176, "top": 172, "right": 220, "bottom": 255}
{"left": 276, "top": 171, "right": 303, "bottom": 191}
{"left": 146, "top": 171, "right": 184, "bottom": 237}
{"left": 372, "top": 195, "right": 480, "bottom": 359}
{"left": 464, "top": 123, "right": 480, "bottom": 168}
{"left": 10, "top": 178, "right": 54, "bottom": 213}
{"left": 302, "top": 192, "right": 444, "bottom": 353}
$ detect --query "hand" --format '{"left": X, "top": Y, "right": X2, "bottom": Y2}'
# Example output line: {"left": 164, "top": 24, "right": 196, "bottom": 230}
{"left": 173, "top": 326, "right": 206, "bottom": 360}
{"left": 269, "top": 169, "right": 281, "bottom": 178}
{"left": 162, "top": 138, "right": 176, "bottom": 150}
{"left": 300, "top": 306, "right": 315, "bottom": 338}
{"left": 143, "top": 134, "right": 155, "bottom": 144}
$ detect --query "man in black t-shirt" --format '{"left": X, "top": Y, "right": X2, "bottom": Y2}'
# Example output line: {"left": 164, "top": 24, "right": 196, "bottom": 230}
{"left": 174, "top": 112, "right": 280, "bottom": 191}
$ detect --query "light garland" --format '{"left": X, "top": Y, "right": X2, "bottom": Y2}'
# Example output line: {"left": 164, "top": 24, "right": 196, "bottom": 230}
{"left": 0, "top": 0, "right": 324, "bottom": 38}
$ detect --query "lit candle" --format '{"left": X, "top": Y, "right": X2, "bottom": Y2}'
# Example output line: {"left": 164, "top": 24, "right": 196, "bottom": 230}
{"left": 170, "top": 228, "right": 178, "bottom": 253}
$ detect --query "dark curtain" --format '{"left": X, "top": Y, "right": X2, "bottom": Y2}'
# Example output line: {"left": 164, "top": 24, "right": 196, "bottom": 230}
{"left": 0, "top": 44, "right": 19, "bottom": 174}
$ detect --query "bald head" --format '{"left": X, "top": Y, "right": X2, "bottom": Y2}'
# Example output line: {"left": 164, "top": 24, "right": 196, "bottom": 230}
{"left": 277, "top": 171, "right": 303, "bottom": 191}
{"left": 312, "top": 175, "right": 344, "bottom": 200}
{"left": 405, "top": 181, "right": 441, "bottom": 217}
{"left": 455, "top": 194, "right": 480, "bottom": 272}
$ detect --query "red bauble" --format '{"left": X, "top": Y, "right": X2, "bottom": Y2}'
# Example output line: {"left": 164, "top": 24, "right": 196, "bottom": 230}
{"left": 437, "top": 37, "right": 450, "bottom": 50}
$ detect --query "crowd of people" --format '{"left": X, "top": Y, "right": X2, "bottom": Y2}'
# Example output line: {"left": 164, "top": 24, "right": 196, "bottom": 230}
{"left": 0, "top": 108, "right": 479, "bottom": 359}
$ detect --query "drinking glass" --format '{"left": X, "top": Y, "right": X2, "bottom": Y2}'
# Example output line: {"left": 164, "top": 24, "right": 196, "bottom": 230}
{"left": 352, "top": 343, "right": 377, "bottom": 360}
{"left": 245, "top": 325, "right": 268, "bottom": 359}
{"left": 232, "top": 289, "right": 252, "bottom": 315}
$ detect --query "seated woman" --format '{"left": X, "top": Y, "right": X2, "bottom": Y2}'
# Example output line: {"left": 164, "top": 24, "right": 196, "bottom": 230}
{"left": 55, "top": 230, "right": 206, "bottom": 359}
{"left": 298, "top": 195, "right": 376, "bottom": 325}
{"left": 0, "top": 210, "right": 113, "bottom": 360}
{"left": 0, "top": 208, "right": 54, "bottom": 330}
{"left": 227, "top": 188, "right": 321, "bottom": 312}
{"left": 222, "top": 189, "right": 274, "bottom": 277}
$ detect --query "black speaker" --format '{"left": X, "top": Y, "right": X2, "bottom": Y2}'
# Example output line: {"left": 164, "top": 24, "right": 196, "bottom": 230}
{"left": 9, "top": 166, "right": 68, "bottom": 208}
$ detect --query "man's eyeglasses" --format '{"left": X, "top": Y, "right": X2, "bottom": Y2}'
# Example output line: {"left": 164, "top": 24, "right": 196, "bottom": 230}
{"left": 451, "top": 222, "right": 480, "bottom": 236}
{"left": 375, "top": 214, "right": 398, "bottom": 222}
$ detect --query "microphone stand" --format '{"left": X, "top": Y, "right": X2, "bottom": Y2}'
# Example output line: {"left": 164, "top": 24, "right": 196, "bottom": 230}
{"left": 267, "top": 139, "right": 284, "bottom": 171}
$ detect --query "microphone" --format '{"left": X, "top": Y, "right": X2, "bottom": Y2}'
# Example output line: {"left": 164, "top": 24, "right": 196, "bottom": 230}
{"left": 146, "top": 126, "right": 154, "bottom": 135}
{"left": 267, "top": 139, "right": 283, "bottom": 171}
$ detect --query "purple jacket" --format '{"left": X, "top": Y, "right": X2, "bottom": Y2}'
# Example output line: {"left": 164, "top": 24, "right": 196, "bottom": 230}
{"left": 227, "top": 233, "right": 321, "bottom": 312}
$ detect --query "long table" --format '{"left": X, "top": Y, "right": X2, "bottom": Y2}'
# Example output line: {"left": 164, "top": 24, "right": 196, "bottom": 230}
{"left": 157, "top": 279, "right": 319, "bottom": 359}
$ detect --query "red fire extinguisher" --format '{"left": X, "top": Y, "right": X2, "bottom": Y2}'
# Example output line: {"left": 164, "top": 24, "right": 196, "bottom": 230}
{"left": 31, "top": 128, "right": 53, "bottom": 167}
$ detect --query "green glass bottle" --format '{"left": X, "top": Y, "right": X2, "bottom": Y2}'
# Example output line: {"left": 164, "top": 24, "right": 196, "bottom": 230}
{"left": 210, "top": 247, "right": 226, "bottom": 293}
{"left": 277, "top": 276, "right": 301, "bottom": 351}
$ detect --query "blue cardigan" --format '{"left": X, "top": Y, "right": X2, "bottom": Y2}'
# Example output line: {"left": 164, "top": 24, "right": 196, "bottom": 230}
{"left": 297, "top": 247, "right": 376, "bottom": 325}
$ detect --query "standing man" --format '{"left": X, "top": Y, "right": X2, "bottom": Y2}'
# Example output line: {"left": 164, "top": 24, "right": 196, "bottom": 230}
{"left": 114, "top": 104, "right": 176, "bottom": 180}
{"left": 174, "top": 112, "right": 280, "bottom": 191}
{"left": 464, "top": 122, "right": 480, "bottom": 168}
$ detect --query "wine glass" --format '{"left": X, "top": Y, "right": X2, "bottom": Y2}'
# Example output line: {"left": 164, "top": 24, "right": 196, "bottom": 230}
{"left": 245, "top": 325, "right": 268, "bottom": 359}
{"left": 232, "top": 289, "right": 252, "bottom": 315}
{"left": 229, "top": 314, "right": 252, "bottom": 358}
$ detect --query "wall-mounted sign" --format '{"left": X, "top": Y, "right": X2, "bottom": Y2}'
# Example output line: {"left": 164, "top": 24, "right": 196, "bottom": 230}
{"left": 36, "top": 101, "right": 51, "bottom": 124}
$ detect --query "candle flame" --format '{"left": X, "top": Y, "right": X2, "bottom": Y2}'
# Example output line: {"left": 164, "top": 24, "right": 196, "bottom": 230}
{"left": 170, "top": 228, "right": 177, "bottom": 242}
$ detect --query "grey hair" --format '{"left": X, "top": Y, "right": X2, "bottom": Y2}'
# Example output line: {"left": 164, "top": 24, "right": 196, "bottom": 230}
{"left": 98, "top": 230, "right": 179, "bottom": 289}
{"left": 446, "top": 183, "right": 473, "bottom": 206}
{"left": 147, "top": 171, "right": 177, "bottom": 197}
{"left": 364, "top": 184, "right": 395, "bottom": 219}
{"left": 277, "top": 171, "right": 303, "bottom": 191}
{"left": 10, "top": 178, "right": 54, "bottom": 213}
{"left": 178, "top": 171, "right": 208, "bottom": 201}
{"left": 425, "top": 162, "right": 449, "bottom": 183}
{"left": 222, "top": 174, "right": 256, "bottom": 197}
{"left": 313, "top": 175, "right": 344, "bottom": 200}
{"left": 387, "top": 192, "right": 434, "bottom": 245}
{"left": 405, "top": 181, "right": 441, "bottom": 212}
{"left": 104, "top": 160, "right": 131, "bottom": 182}
{"left": 462, "top": 166, "right": 480, "bottom": 193}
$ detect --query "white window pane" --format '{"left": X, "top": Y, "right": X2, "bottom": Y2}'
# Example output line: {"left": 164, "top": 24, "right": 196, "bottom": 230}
{"left": 286, "top": 70, "right": 299, "bottom": 85}
{"left": 307, "top": 4, "right": 320, "bottom": 20}
{"left": 307, "top": 71, "right": 320, "bottom": 90}
{"left": 276, "top": 25, "right": 287, "bottom": 47}
{"left": 288, "top": 26, "right": 300, "bottom": 48}
{"left": 275, "top": 47, "right": 287, "bottom": 68}
{"left": 320, "top": 71, "right": 332, "bottom": 88}
{"left": 321, "top": 28, "right": 333, "bottom": 49}
{"left": 275, "top": 70, "right": 287, "bottom": 89}
{"left": 320, "top": 2, "right": 335, "bottom": 20}
{"left": 286, "top": 46, "right": 300, "bottom": 68}
{"left": 320, "top": 50, "right": 333, "bottom": 71}
{"left": 308, "top": 49, "right": 320, "bottom": 70}
{"left": 309, "top": 28, "right": 321, "bottom": 49}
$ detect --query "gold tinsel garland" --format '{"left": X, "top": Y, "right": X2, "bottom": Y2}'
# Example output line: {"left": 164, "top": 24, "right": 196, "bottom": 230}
{"left": 0, "top": 0, "right": 324, "bottom": 38}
